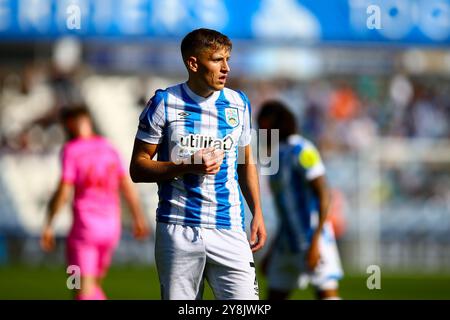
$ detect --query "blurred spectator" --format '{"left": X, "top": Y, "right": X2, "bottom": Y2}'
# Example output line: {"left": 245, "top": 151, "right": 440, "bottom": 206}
{"left": 328, "top": 82, "right": 360, "bottom": 122}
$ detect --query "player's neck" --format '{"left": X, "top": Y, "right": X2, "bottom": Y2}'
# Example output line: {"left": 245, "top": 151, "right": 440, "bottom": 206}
{"left": 186, "top": 79, "right": 215, "bottom": 98}
{"left": 77, "top": 131, "right": 95, "bottom": 139}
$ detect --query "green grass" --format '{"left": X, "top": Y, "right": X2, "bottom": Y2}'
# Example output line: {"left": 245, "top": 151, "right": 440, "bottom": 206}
{"left": 1, "top": 264, "right": 450, "bottom": 300}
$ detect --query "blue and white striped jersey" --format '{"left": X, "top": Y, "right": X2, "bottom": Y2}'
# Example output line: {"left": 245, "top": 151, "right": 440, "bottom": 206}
{"left": 136, "top": 83, "right": 252, "bottom": 231}
{"left": 269, "top": 134, "right": 333, "bottom": 253}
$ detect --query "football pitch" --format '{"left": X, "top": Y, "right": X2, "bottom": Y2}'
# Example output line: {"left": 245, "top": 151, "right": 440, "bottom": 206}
{"left": 1, "top": 264, "right": 450, "bottom": 300}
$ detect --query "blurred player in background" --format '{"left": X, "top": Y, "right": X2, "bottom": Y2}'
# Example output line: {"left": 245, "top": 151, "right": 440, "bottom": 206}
{"left": 40, "top": 105, "right": 149, "bottom": 300}
{"left": 258, "top": 100, "right": 343, "bottom": 300}
{"left": 129, "top": 28, "right": 266, "bottom": 300}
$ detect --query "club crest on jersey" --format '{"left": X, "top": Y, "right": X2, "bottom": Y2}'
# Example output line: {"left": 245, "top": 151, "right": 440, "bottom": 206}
{"left": 225, "top": 108, "right": 239, "bottom": 128}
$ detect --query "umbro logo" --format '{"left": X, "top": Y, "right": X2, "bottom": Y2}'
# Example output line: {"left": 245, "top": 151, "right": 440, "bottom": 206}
{"left": 178, "top": 112, "right": 190, "bottom": 118}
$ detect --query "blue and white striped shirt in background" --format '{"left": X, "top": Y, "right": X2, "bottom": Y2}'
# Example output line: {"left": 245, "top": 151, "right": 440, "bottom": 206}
{"left": 269, "top": 134, "right": 334, "bottom": 253}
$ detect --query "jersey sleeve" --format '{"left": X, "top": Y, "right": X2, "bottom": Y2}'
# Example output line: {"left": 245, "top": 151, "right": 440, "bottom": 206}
{"left": 296, "top": 142, "right": 325, "bottom": 181}
{"left": 238, "top": 91, "right": 252, "bottom": 147}
{"left": 61, "top": 145, "right": 76, "bottom": 184}
{"left": 135, "top": 90, "right": 166, "bottom": 144}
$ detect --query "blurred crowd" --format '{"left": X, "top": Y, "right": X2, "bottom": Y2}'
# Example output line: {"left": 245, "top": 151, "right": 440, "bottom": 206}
{"left": 236, "top": 74, "right": 450, "bottom": 153}
{"left": 1, "top": 54, "right": 449, "bottom": 206}
{"left": 2, "top": 59, "right": 449, "bottom": 156}
{"left": 0, "top": 60, "right": 88, "bottom": 154}
{"left": 0, "top": 47, "right": 449, "bottom": 271}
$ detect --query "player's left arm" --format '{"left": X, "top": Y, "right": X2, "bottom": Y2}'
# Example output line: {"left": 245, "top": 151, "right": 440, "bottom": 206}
{"left": 120, "top": 176, "right": 150, "bottom": 240}
{"left": 237, "top": 144, "right": 267, "bottom": 252}
{"left": 307, "top": 174, "right": 331, "bottom": 270}
{"left": 299, "top": 144, "right": 331, "bottom": 270}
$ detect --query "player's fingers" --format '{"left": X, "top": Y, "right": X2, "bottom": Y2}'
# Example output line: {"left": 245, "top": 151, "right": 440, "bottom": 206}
{"left": 251, "top": 239, "right": 264, "bottom": 252}
{"left": 206, "top": 155, "right": 223, "bottom": 167}
{"left": 212, "top": 168, "right": 221, "bottom": 174}
{"left": 250, "top": 228, "right": 257, "bottom": 247}
{"left": 134, "top": 223, "right": 149, "bottom": 240}
{"left": 214, "top": 156, "right": 224, "bottom": 166}
{"left": 251, "top": 243, "right": 261, "bottom": 252}
{"left": 204, "top": 149, "right": 223, "bottom": 160}
{"left": 201, "top": 148, "right": 215, "bottom": 160}
{"left": 205, "top": 162, "right": 221, "bottom": 173}
{"left": 41, "top": 236, "right": 54, "bottom": 252}
{"left": 210, "top": 160, "right": 223, "bottom": 170}
{"left": 135, "top": 231, "right": 145, "bottom": 240}
{"left": 213, "top": 149, "right": 224, "bottom": 159}
{"left": 259, "top": 233, "right": 267, "bottom": 249}
{"left": 203, "top": 147, "right": 215, "bottom": 153}
{"left": 212, "top": 154, "right": 224, "bottom": 165}
{"left": 251, "top": 229, "right": 266, "bottom": 252}
{"left": 204, "top": 159, "right": 217, "bottom": 168}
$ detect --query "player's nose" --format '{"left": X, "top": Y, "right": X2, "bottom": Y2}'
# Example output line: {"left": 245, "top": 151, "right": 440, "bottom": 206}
{"left": 222, "top": 60, "right": 230, "bottom": 73}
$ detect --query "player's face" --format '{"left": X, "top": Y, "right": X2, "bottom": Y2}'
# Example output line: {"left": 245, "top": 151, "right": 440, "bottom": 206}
{"left": 65, "top": 115, "right": 93, "bottom": 138}
{"left": 195, "top": 47, "right": 231, "bottom": 92}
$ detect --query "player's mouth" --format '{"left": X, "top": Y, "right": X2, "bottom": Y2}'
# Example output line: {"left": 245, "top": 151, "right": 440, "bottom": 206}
{"left": 218, "top": 75, "right": 227, "bottom": 84}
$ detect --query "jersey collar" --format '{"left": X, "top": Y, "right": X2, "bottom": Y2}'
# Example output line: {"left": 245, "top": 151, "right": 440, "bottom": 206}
{"left": 182, "top": 82, "right": 221, "bottom": 104}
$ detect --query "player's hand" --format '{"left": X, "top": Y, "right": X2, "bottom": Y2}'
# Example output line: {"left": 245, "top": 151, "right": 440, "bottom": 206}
{"left": 133, "top": 215, "right": 150, "bottom": 240}
{"left": 40, "top": 226, "right": 56, "bottom": 252}
{"left": 188, "top": 147, "right": 224, "bottom": 175}
{"left": 250, "top": 211, "right": 267, "bottom": 252}
{"left": 306, "top": 237, "right": 321, "bottom": 270}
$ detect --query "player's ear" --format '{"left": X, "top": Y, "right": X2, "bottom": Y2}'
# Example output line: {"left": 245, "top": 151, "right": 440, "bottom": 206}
{"left": 186, "top": 56, "right": 198, "bottom": 73}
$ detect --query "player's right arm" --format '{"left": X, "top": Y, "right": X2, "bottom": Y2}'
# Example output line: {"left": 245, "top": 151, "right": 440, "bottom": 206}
{"left": 129, "top": 140, "right": 224, "bottom": 183}
{"left": 40, "top": 181, "right": 73, "bottom": 252}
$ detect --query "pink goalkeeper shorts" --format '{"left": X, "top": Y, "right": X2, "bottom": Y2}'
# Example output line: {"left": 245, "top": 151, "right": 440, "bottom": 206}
{"left": 66, "top": 238, "right": 118, "bottom": 277}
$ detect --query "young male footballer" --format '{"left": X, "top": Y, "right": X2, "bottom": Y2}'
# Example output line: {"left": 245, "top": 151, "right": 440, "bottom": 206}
{"left": 129, "top": 28, "right": 266, "bottom": 300}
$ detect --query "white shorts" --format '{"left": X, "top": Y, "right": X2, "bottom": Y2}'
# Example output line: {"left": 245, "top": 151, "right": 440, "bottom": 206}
{"left": 155, "top": 222, "right": 259, "bottom": 300}
{"left": 267, "top": 227, "right": 343, "bottom": 292}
